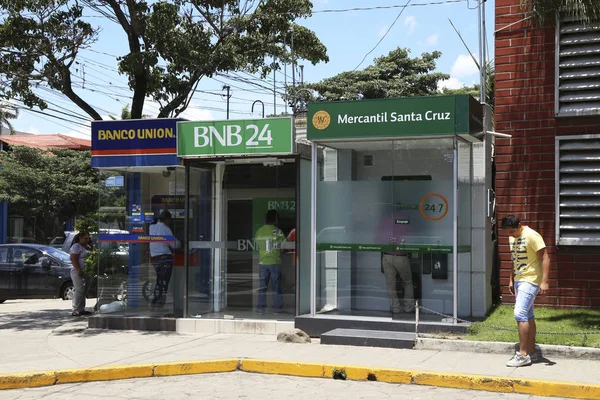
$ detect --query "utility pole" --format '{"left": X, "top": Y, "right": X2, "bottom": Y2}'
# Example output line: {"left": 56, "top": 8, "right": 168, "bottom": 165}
{"left": 290, "top": 26, "right": 296, "bottom": 114}
{"left": 222, "top": 85, "right": 231, "bottom": 120}
{"left": 283, "top": 36, "right": 287, "bottom": 114}
{"left": 273, "top": 57, "right": 277, "bottom": 116}
{"left": 291, "top": 27, "right": 296, "bottom": 89}
{"left": 300, "top": 65, "right": 304, "bottom": 85}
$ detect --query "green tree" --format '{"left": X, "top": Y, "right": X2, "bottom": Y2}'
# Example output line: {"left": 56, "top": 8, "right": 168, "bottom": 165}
{"left": 0, "top": 101, "right": 18, "bottom": 135}
{"left": 521, "top": 0, "right": 600, "bottom": 24}
{"left": 0, "top": 0, "right": 328, "bottom": 120}
{"left": 291, "top": 48, "right": 449, "bottom": 106}
{"left": 0, "top": 146, "right": 98, "bottom": 242}
{"left": 440, "top": 61, "right": 495, "bottom": 109}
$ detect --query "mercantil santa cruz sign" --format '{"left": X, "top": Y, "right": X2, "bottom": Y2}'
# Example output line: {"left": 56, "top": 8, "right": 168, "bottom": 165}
{"left": 307, "top": 95, "right": 482, "bottom": 140}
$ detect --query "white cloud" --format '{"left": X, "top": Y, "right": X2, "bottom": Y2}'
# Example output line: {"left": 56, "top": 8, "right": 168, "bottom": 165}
{"left": 377, "top": 25, "right": 389, "bottom": 38}
{"left": 180, "top": 105, "right": 214, "bottom": 121}
{"left": 438, "top": 77, "right": 464, "bottom": 91}
{"left": 404, "top": 16, "right": 416, "bottom": 34}
{"left": 425, "top": 34, "right": 439, "bottom": 46}
{"left": 450, "top": 54, "right": 479, "bottom": 78}
{"left": 27, "top": 126, "right": 41, "bottom": 135}
{"left": 62, "top": 130, "right": 91, "bottom": 139}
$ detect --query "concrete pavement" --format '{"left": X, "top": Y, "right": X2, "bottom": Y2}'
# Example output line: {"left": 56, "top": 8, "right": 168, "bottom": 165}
{"left": 1, "top": 299, "right": 600, "bottom": 398}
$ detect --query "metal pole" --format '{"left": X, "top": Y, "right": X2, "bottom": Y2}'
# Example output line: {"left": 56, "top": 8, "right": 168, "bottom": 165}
{"left": 310, "top": 142, "right": 317, "bottom": 317}
{"left": 291, "top": 27, "right": 296, "bottom": 89}
{"left": 273, "top": 59, "right": 277, "bottom": 115}
{"left": 300, "top": 65, "right": 304, "bottom": 85}
{"left": 183, "top": 162, "right": 190, "bottom": 317}
{"left": 478, "top": 0, "right": 486, "bottom": 103}
{"left": 283, "top": 36, "right": 288, "bottom": 114}
{"left": 453, "top": 138, "right": 459, "bottom": 324}
{"left": 223, "top": 85, "right": 231, "bottom": 119}
{"left": 252, "top": 100, "right": 265, "bottom": 118}
{"left": 415, "top": 300, "right": 420, "bottom": 338}
{"left": 481, "top": 0, "right": 487, "bottom": 104}
{"left": 291, "top": 27, "right": 296, "bottom": 114}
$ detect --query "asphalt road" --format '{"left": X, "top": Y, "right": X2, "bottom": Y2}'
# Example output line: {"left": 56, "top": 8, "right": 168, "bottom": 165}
{"left": 0, "top": 372, "right": 568, "bottom": 400}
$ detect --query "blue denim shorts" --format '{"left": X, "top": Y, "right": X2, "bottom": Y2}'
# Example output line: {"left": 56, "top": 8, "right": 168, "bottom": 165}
{"left": 514, "top": 281, "right": 540, "bottom": 322}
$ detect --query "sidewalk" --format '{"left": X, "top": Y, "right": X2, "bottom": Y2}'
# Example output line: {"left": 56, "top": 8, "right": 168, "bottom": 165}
{"left": 1, "top": 300, "right": 600, "bottom": 398}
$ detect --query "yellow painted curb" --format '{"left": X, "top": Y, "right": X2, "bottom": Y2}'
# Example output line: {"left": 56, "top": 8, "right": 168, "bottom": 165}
{"left": 0, "top": 371, "right": 55, "bottom": 390}
{"left": 412, "top": 371, "right": 514, "bottom": 393}
{"left": 322, "top": 365, "right": 412, "bottom": 384}
{"left": 55, "top": 364, "right": 154, "bottom": 384}
{"left": 514, "top": 378, "right": 600, "bottom": 400}
{"left": 2, "top": 357, "right": 600, "bottom": 400}
{"left": 239, "top": 359, "right": 324, "bottom": 378}
{"left": 154, "top": 359, "right": 238, "bottom": 377}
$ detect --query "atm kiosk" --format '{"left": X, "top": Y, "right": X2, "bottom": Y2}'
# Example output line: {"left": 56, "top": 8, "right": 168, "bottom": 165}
{"left": 296, "top": 95, "right": 494, "bottom": 335}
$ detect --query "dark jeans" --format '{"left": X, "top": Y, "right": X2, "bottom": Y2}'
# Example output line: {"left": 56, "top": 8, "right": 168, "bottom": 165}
{"left": 258, "top": 264, "right": 283, "bottom": 312}
{"left": 151, "top": 254, "right": 173, "bottom": 306}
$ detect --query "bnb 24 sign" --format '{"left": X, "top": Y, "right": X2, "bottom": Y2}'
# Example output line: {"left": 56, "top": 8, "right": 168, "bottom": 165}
{"left": 177, "top": 117, "right": 293, "bottom": 157}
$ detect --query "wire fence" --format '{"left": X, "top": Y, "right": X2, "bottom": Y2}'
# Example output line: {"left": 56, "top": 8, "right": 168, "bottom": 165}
{"left": 415, "top": 303, "right": 600, "bottom": 337}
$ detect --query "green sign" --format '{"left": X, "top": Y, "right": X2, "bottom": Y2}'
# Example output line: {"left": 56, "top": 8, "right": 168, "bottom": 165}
{"left": 316, "top": 243, "right": 454, "bottom": 254}
{"left": 307, "top": 95, "right": 482, "bottom": 141}
{"left": 252, "top": 198, "right": 295, "bottom": 237}
{"left": 177, "top": 117, "right": 293, "bottom": 157}
{"left": 316, "top": 243, "right": 471, "bottom": 254}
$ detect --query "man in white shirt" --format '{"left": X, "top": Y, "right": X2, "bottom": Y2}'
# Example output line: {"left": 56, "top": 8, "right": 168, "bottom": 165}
{"left": 149, "top": 210, "right": 179, "bottom": 307}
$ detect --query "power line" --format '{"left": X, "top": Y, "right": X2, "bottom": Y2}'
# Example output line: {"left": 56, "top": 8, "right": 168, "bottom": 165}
{"left": 310, "top": 0, "right": 465, "bottom": 14}
{"left": 18, "top": 109, "right": 89, "bottom": 136}
{"left": 353, "top": 0, "right": 412, "bottom": 71}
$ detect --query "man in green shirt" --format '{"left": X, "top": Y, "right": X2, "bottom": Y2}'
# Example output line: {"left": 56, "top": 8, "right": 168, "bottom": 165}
{"left": 255, "top": 210, "right": 286, "bottom": 313}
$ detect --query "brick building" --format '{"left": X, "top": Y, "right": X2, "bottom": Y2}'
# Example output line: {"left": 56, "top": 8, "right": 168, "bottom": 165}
{"left": 495, "top": 1, "right": 600, "bottom": 308}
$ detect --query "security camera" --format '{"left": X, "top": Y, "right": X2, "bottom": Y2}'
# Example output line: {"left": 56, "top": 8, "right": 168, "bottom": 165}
{"left": 162, "top": 170, "right": 171, "bottom": 178}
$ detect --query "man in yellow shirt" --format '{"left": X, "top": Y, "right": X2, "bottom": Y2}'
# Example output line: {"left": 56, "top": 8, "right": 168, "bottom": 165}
{"left": 255, "top": 210, "right": 286, "bottom": 314}
{"left": 501, "top": 215, "right": 550, "bottom": 367}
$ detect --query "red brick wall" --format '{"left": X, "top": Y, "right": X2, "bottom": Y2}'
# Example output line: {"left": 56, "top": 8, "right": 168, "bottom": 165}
{"left": 495, "top": 0, "right": 600, "bottom": 308}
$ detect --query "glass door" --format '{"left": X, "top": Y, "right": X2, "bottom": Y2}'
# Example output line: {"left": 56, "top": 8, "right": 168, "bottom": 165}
{"left": 391, "top": 138, "right": 455, "bottom": 322}
{"left": 188, "top": 160, "right": 297, "bottom": 320}
{"left": 186, "top": 165, "right": 214, "bottom": 317}
{"left": 315, "top": 141, "right": 395, "bottom": 318}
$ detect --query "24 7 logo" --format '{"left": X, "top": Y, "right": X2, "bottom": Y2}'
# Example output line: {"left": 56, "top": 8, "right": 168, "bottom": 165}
{"left": 312, "top": 110, "right": 331, "bottom": 130}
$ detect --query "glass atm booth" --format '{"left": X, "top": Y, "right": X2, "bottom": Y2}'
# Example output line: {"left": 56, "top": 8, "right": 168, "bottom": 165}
{"left": 89, "top": 117, "right": 309, "bottom": 329}
{"left": 295, "top": 95, "right": 492, "bottom": 335}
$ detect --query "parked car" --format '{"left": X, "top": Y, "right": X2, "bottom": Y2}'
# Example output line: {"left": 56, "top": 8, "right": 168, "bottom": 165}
{"left": 0, "top": 244, "right": 76, "bottom": 303}
{"left": 7, "top": 236, "right": 39, "bottom": 244}
{"left": 61, "top": 230, "right": 129, "bottom": 275}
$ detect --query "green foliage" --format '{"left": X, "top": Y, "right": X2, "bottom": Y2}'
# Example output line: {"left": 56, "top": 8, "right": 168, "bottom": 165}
{"left": 466, "top": 305, "right": 600, "bottom": 348}
{"left": 292, "top": 48, "right": 449, "bottom": 105}
{"left": 521, "top": 0, "right": 600, "bottom": 24}
{"left": 0, "top": 0, "right": 328, "bottom": 120}
{"left": 84, "top": 247, "right": 122, "bottom": 276}
{"left": 75, "top": 213, "right": 98, "bottom": 236}
{"left": 0, "top": 146, "right": 98, "bottom": 242}
{"left": 0, "top": 101, "right": 18, "bottom": 134}
{"left": 440, "top": 61, "right": 495, "bottom": 109}
{"left": 331, "top": 368, "right": 347, "bottom": 380}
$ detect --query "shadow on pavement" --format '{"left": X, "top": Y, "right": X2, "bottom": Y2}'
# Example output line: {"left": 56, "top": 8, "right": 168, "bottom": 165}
{"left": 0, "top": 308, "right": 75, "bottom": 331}
{"left": 50, "top": 327, "right": 182, "bottom": 337}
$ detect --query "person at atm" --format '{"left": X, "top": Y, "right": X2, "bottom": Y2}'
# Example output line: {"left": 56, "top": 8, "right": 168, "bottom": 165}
{"left": 255, "top": 210, "right": 286, "bottom": 314}
{"left": 149, "top": 210, "right": 180, "bottom": 307}
{"left": 378, "top": 208, "right": 415, "bottom": 315}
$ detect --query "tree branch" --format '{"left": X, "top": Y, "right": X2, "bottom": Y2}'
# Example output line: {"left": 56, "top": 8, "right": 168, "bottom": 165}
{"left": 193, "top": 3, "right": 220, "bottom": 34}
{"left": 59, "top": 66, "right": 102, "bottom": 120}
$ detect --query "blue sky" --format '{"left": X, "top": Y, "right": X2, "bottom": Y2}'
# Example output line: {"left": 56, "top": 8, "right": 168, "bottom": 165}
{"left": 11, "top": 0, "right": 495, "bottom": 138}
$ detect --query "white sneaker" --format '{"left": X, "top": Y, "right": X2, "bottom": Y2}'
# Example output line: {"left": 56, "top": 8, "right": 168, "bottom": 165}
{"left": 506, "top": 352, "right": 532, "bottom": 367}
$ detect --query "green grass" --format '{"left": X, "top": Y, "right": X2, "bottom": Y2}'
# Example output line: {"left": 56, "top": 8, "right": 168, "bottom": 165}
{"left": 464, "top": 305, "right": 600, "bottom": 348}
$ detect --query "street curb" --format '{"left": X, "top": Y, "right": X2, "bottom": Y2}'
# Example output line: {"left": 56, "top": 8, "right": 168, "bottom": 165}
{"left": 415, "top": 337, "right": 600, "bottom": 360}
{"left": 2, "top": 359, "right": 600, "bottom": 399}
